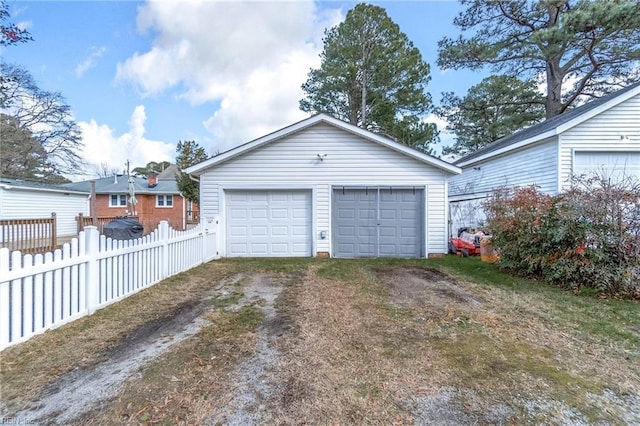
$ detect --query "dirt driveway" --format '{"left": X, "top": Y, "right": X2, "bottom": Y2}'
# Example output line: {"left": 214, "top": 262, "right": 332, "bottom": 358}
{"left": 1, "top": 258, "right": 638, "bottom": 424}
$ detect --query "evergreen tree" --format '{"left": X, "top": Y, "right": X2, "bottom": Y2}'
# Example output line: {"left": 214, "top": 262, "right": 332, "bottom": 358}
{"left": 300, "top": 3, "right": 437, "bottom": 153}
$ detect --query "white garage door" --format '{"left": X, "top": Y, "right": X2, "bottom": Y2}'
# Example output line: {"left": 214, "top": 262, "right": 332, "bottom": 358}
{"left": 574, "top": 152, "right": 640, "bottom": 182}
{"left": 225, "top": 190, "right": 312, "bottom": 257}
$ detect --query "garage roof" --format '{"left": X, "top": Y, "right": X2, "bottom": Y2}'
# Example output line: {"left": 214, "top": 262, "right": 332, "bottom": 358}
{"left": 185, "top": 114, "right": 461, "bottom": 176}
{"left": 0, "top": 178, "right": 89, "bottom": 195}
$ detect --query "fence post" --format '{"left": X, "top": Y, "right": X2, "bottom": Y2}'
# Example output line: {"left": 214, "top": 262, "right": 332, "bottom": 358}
{"left": 76, "top": 213, "right": 84, "bottom": 234}
{"left": 84, "top": 226, "right": 100, "bottom": 314}
{"left": 159, "top": 221, "right": 169, "bottom": 279}
{"left": 51, "top": 212, "right": 57, "bottom": 249}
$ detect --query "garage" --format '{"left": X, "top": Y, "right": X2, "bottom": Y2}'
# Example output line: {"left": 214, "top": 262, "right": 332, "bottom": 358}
{"left": 185, "top": 114, "right": 461, "bottom": 258}
{"left": 226, "top": 190, "right": 312, "bottom": 257}
{"left": 332, "top": 187, "right": 424, "bottom": 258}
{"left": 574, "top": 151, "right": 640, "bottom": 181}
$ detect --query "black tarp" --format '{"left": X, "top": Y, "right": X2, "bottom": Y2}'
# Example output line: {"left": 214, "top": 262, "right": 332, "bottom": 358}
{"left": 103, "top": 217, "right": 144, "bottom": 240}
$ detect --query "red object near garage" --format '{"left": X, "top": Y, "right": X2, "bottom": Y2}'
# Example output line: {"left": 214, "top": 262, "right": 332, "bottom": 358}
{"left": 449, "top": 227, "right": 483, "bottom": 257}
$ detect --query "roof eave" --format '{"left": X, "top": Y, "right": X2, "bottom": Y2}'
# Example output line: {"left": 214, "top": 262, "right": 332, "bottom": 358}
{"left": 0, "top": 184, "right": 90, "bottom": 196}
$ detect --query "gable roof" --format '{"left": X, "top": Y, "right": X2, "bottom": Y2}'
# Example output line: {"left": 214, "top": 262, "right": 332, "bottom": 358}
{"left": 455, "top": 81, "right": 640, "bottom": 167}
{"left": 185, "top": 113, "right": 461, "bottom": 176}
{"left": 0, "top": 177, "right": 89, "bottom": 195}
{"left": 62, "top": 175, "right": 180, "bottom": 195}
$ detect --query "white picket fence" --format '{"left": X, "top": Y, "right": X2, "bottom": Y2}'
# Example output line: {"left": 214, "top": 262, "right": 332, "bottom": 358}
{"left": 0, "top": 220, "right": 219, "bottom": 350}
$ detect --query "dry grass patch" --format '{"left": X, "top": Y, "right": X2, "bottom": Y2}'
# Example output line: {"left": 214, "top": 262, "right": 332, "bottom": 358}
{"left": 260, "top": 265, "right": 447, "bottom": 424}
{"left": 0, "top": 261, "right": 233, "bottom": 413}
{"left": 79, "top": 305, "right": 264, "bottom": 425}
{"left": 1, "top": 256, "right": 637, "bottom": 424}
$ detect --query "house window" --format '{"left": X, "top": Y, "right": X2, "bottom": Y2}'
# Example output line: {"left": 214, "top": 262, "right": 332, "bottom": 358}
{"left": 109, "top": 194, "right": 127, "bottom": 207}
{"left": 156, "top": 195, "right": 173, "bottom": 207}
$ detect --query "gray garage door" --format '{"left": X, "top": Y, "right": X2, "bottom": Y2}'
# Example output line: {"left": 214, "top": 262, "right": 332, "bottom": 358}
{"left": 226, "top": 190, "right": 312, "bottom": 257}
{"left": 332, "top": 187, "right": 424, "bottom": 258}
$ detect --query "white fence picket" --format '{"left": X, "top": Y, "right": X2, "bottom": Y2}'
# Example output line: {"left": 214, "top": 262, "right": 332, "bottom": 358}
{"left": 0, "top": 220, "right": 219, "bottom": 350}
{"left": 11, "top": 251, "right": 22, "bottom": 342}
{"left": 23, "top": 254, "right": 33, "bottom": 337}
{"left": 33, "top": 254, "right": 44, "bottom": 331}
{"left": 0, "top": 249, "right": 9, "bottom": 345}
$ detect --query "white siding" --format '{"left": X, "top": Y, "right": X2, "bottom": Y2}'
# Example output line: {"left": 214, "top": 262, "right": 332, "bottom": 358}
{"left": 559, "top": 93, "right": 640, "bottom": 191}
{"left": 449, "top": 138, "right": 559, "bottom": 200}
{"left": 0, "top": 189, "right": 89, "bottom": 237}
{"left": 199, "top": 123, "right": 450, "bottom": 256}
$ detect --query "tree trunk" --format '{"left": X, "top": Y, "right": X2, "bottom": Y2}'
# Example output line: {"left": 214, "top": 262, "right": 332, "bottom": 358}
{"left": 361, "top": 71, "right": 367, "bottom": 125}
{"left": 544, "top": 3, "right": 565, "bottom": 119}
{"left": 545, "top": 59, "right": 564, "bottom": 119}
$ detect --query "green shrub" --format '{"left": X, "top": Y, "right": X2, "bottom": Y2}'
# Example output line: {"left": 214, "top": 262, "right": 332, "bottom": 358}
{"left": 484, "top": 176, "right": 640, "bottom": 297}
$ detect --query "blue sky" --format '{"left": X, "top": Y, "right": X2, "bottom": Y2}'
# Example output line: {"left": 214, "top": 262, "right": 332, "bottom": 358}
{"left": 2, "top": 0, "right": 485, "bottom": 177}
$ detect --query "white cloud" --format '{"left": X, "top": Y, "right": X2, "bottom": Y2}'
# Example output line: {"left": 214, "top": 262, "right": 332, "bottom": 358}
{"left": 77, "top": 105, "right": 175, "bottom": 177}
{"left": 75, "top": 46, "right": 106, "bottom": 78}
{"left": 17, "top": 20, "right": 32, "bottom": 31}
{"left": 425, "top": 113, "right": 456, "bottom": 158}
{"left": 116, "top": 0, "right": 343, "bottom": 152}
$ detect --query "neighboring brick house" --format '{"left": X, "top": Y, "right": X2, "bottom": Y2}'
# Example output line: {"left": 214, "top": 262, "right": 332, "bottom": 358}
{"left": 63, "top": 166, "right": 198, "bottom": 233}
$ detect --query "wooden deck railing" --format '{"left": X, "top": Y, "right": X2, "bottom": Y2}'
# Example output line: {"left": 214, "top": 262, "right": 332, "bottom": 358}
{"left": 75, "top": 213, "right": 121, "bottom": 234}
{"left": 0, "top": 213, "right": 57, "bottom": 254}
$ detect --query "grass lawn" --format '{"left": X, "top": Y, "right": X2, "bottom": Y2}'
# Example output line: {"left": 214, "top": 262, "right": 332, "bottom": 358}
{"left": 1, "top": 256, "right": 638, "bottom": 424}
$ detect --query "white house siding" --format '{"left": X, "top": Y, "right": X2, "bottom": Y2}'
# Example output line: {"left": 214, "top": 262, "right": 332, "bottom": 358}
{"left": 558, "top": 92, "right": 640, "bottom": 191}
{"left": 450, "top": 138, "right": 558, "bottom": 200}
{"left": 0, "top": 188, "right": 89, "bottom": 237}
{"left": 448, "top": 138, "right": 558, "bottom": 234}
{"left": 198, "top": 123, "right": 450, "bottom": 256}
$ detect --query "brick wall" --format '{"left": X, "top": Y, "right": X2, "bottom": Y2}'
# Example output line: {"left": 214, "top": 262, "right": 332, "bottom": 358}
{"left": 94, "top": 194, "right": 185, "bottom": 233}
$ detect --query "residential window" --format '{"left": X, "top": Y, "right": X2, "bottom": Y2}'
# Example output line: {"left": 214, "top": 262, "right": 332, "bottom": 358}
{"left": 156, "top": 195, "right": 173, "bottom": 207}
{"left": 109, "top": 194, "right": 127, "bottom": 207}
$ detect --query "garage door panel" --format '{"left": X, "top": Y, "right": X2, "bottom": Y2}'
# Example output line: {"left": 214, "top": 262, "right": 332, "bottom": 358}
{"left": 292, "top": 226, "right": 308, "bottom": 236}
{"left": 292, "top": 208, "right": 309, "bottom": 219}
{"left": 229, "top": 208, "right": 247, "bottom": 219}
{"left": 379, "top": 226, "right": 397, "bottom": 237}
{"left": 251, "top": 209, "right": 267, "bottom": 219}
{"left": 226, "top": 190, "right": 312, "bottom": 257}
{"left": 271, "top": 193, "right": 288, "bottom": 202}
{"left": 333, "top": 188, "right": 423, "bottom": 258}
{"left": 230, "top": 226, "right": 247, "bottom": 237}
{"left": 379, "top": 209, "right": 397, "bottom": 220}
{"left": 337, "top": 209, "right": 355, "bottom": 219}
{"left": 250, "top": 226, "right": 267, "bottom": 236}
{"left": 271, "top": 226, "right": 288, "bottom": 236}
{"left": 230, "top": 243, "right": 248, "bottom": 254}
{"left": 400, "top": 227, "right": 416, "bottom": 238}
{"left": 251, "top": 193, "right": 268, "bottom": 202}
{"left": 358, "top": 244, "right": 375, "bottom": 255}
{"left": 359, "top": 209, "right": 376, "bottom": 219}
{"left": 358, "top": 226, "right": 376, "bottom": 237}
{"left": 271, "top": 243, "right": 289, "bottom": 254}
{"left": 250, "top": 243, "right": 268, "bottom": 255}
{"left": 338, "top": 226, "right": 355, "bottom": 236}
{"left": 271, "top": 208, "right": 288, "bottom": 219}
